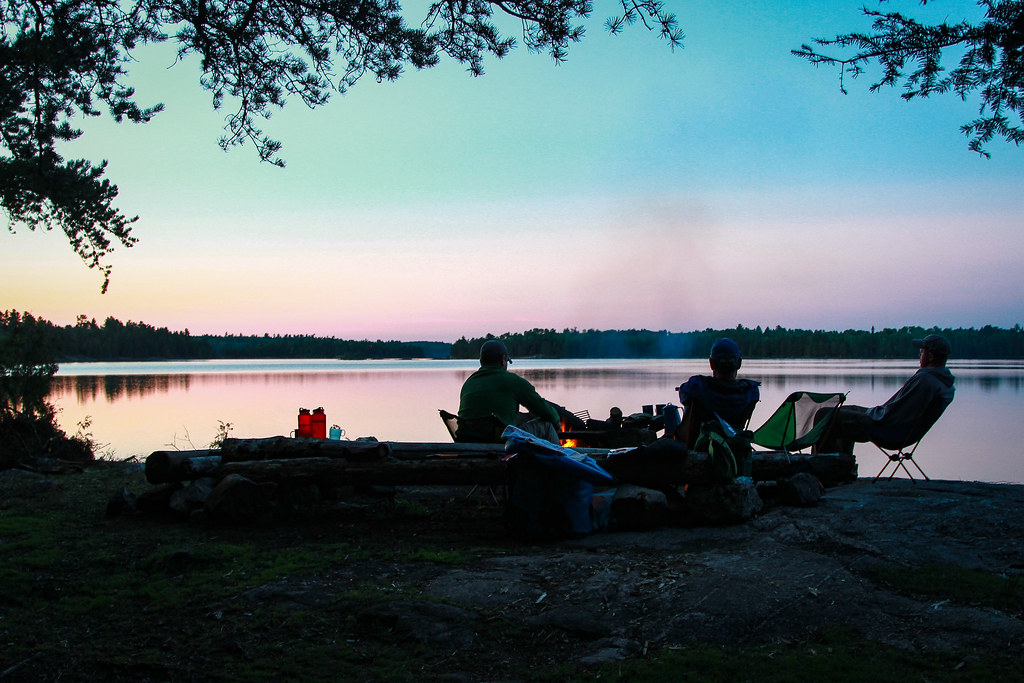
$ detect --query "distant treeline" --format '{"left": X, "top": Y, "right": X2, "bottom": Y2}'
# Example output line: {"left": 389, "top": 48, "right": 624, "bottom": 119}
{"left": 4, "top": 311, "right": 1023, "bottom": 361}
{"left": 449, "top": 325, "right": 1024, "bottom": 360}
{"left": 1, "top": 312, "right": 429, "bottom": 361}
{"left": 195, "top": 335, "right": 433, "bottom": 360}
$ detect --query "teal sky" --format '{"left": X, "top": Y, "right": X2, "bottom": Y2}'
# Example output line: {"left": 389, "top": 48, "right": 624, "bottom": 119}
{"left": 3, "top": 0, "right": 1022, "bottom": 341}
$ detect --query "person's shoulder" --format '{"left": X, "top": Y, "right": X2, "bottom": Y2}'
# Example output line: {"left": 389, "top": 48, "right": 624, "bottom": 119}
{"left": 921, "top": 365, "right": 956, "bottom": 385}
{"left": 465, "top": 365, "right": 503, "bottom": 381}
{"left": 508, "top": 370, "right": 536, "bottom": 386}
{"left": 677, "top": 374, "right": 709, "bottom": 396}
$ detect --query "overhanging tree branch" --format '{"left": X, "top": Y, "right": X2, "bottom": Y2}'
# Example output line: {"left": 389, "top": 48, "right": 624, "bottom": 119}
{"left": 794, "top": 0, "right": 1024, "bottom": 157}
{"left": 2, "top": 0, "right": 679, "bottom": 290}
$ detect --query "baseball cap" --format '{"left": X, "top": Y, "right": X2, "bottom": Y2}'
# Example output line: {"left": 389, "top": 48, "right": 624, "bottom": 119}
{"left": 710, "top": 337, "right": 742, "bottom": 361}
{"left": 479, "top": 339, "right": 510, "bottom": 364}
{"left": 912, "top": 334, "right": 951, "bottom": 356}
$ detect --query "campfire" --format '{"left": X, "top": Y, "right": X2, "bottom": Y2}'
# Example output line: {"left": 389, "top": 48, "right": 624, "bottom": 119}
{"left": 556, "top": 407, "right": 660, "bottom": 450}
{"left": 559, "top": 418, "right": 579, "bottom": 448}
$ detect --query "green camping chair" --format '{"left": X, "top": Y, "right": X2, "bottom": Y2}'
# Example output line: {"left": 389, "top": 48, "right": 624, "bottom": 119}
{"left": 752, "top": 391, "right": 847, "bottom": 454}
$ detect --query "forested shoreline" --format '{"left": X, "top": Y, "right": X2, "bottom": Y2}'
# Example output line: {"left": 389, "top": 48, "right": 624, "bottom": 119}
{"left": 450, "top": 326, "right": 1024, "bottom": 360}
{"left": 3, "top": 311, "right": 1023, "bottom": 361}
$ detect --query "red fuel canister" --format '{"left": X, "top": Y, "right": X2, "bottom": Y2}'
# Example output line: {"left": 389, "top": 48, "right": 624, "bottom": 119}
{"left": 311, "top": 407, "right": 327, "bottom": 439}
{"left": 297, "top": 408, "right": 312, "bottom": 438}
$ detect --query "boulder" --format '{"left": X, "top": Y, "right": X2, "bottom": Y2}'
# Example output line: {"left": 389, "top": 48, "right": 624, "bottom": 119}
{"left": 684, "top": 479, "right": 763, "bottom": 525}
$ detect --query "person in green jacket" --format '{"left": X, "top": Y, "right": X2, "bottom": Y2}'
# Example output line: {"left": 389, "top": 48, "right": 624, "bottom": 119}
{"left": 456, "top": 340, "right": 561, "bottom": 443}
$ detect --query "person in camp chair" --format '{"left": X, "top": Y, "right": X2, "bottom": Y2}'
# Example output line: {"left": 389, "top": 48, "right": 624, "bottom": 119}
{"left": 673, "top": 338, "right": 761, "bottom": 447}
{"left": 456, "top": 340, "right": 561, "bottom": 443}
{"left": 813, "top": 334, "right": 955, "bottom": 455}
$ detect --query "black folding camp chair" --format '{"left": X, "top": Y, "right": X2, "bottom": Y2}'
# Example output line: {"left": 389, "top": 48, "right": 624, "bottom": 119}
{"left": 438, "top": 409, "right": 505, "bottom": 443}
{"left": 871, "top": 396, "right": 952, "bottom": 483}
{"left": 439, "top": 409, "right": 460, "bottom": 441}
{"left": 751, "top": 391, "right": 846, "bottom": 454}
{"left": 438, "top": 409, "right": 504, "bottom": 503}
{"left": 873, "top": 437, "right": 930, "bottom": 482}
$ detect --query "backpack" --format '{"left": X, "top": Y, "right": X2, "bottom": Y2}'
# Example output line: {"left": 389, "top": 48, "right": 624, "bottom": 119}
{"left": 694, "top": 419, "right": 752, "bottom": 483}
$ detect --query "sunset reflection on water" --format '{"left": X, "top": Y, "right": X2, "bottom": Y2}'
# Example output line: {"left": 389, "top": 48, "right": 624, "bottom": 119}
{"left": 49, "top": 359, "right": 1024, "bottom": 484}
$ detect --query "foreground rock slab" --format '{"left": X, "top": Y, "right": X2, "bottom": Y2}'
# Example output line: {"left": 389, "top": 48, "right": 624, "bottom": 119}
{"left": 408, "top": 479, "right": 1024, "bottom": 658}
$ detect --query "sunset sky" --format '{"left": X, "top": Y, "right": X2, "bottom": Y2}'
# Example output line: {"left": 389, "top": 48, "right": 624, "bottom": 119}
{"left": 3, "top": 0, "right": 1023, "bottom": 342}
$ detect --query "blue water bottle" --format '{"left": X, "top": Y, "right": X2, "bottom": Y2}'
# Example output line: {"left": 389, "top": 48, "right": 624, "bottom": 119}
{"left": 663, "top": 403, "right": 681, "bottom": 437}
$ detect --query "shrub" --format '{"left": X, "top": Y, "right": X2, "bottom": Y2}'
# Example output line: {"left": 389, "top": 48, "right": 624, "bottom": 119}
{"left": 0, "top": 311, "right": 93, "bottom": 469}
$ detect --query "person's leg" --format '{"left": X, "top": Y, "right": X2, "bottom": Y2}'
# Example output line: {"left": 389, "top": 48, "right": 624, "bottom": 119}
{"left": 516, "top": 414, "right": 561, "bottom": 444}
{"left": 813, "top": 405, "right": 870, "bottom": 454}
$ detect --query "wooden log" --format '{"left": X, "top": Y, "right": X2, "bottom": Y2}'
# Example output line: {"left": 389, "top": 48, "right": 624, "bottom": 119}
{"left": 220, "top": 450, "right": 854, "bottom": 488}
{"left": 221, "top": 436, "right": 609, "bottom": 462}
{"left": 146, "top": 441, "right": 856, "bottom": 487}
{"left": 220, "top": 456, "right": 508, "bottom": 486}
{"left": 146, "top": 441, "right": 522, "bottom": 484}
{"left": 748, "top": 451, "right": 857, "bottom": 486}
{"left": 601, "top": 449, "right": 855, "bottom": 488}
{"left": 204, "top": 474, "right": 278, "bottom": 522}
{"left": 221, "top": 437, "right": 393, "bottom": 462}
{"left": 145, "top": 450, "right": 220, "bottom": 484}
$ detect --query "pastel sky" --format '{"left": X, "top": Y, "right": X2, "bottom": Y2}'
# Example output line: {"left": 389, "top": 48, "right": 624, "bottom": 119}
{"left": 3, "top": 0, "right": 1023, "bottom": 342}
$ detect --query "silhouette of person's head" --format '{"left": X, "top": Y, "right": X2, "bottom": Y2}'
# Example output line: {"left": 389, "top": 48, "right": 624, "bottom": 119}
{"left": 479, "top": 340, "right": 510, "bottom": 368}
{"left": 709, "top": 337, "right": 742, "bottom": 381}
{"left": 913, "top": 334, "right": 951, "bottom": 368}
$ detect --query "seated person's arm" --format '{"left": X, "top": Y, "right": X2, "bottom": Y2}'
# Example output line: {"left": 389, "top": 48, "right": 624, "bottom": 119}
{"left": 675, "top": 399, "right": 701, "bottom": 446}
{"left": 515, "top": 380, "right": 560, "bottom": 426}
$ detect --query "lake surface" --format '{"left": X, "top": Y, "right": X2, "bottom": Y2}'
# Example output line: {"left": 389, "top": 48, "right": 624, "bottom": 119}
{"left": 50, "top": 358, "right": 1024, "bottom": 484}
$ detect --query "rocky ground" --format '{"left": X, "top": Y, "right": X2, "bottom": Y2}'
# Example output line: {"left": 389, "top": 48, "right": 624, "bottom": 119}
{"left": 2, "top": 463, "right": 1023, "bottom": 680}
{"left": 338, "top": 478, "right": 1024, "bottom": 662}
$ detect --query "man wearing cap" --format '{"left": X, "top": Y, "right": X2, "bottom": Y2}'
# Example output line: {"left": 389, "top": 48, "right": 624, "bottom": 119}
{"left": 815, "top": 334, "right": 956, "bottom": 454}
{"left": 674, "top": 338, "right": 761, "bottom": 447}
{"left": 456, "top": 340, "right": 561, "bottom": 443}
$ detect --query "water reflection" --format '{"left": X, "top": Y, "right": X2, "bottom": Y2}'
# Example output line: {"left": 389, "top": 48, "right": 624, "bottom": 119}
{"left": 50, "top": 360, "right": 1024, "bottom": 403}
{"left": 46, "top": 359, "right": 1024, "bottom": 484}
{"left": 52, "top": 375, "right": 193, "bottom": 403}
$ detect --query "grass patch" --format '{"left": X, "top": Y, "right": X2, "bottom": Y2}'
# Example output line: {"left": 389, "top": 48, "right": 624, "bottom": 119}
{"left": 393, "top": 498, "right": 432, "bottom": 517}
{"left": 866, "top": 562, "right": 1024, "bottom": 614}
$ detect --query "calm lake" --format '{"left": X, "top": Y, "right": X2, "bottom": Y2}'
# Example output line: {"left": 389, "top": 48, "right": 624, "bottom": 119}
{"left": 50, "top": 358, "right": 1024, "bottom": 484}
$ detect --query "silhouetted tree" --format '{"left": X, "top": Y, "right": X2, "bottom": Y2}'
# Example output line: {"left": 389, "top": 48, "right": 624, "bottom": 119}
{"left": 0, "top": 310, "right": 95, "bottom": 468}
{"left": 795, "top": 0, "right": 1024, "bottom": 156}
{"left": 0, "top": 310, "right": 57, "bottom": 419}
{"left": 1, "top": 0, "right": 682, "bottom": 290}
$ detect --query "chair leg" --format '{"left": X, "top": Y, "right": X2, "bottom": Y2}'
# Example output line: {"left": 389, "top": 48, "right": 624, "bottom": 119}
{"left": 873, "top": 454, "right": 898, "bottom": 482}
{"left": 903, "top": 455, "right": 930, "bottom": 481}
{"left": 463, "top": 484, "right": 505, "bottom": 505}
{"left": 897, "top": 458, "right": 917, "bottom": 482}
{"left": 874, "top": 452, "right": 929, "bottom": 483}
